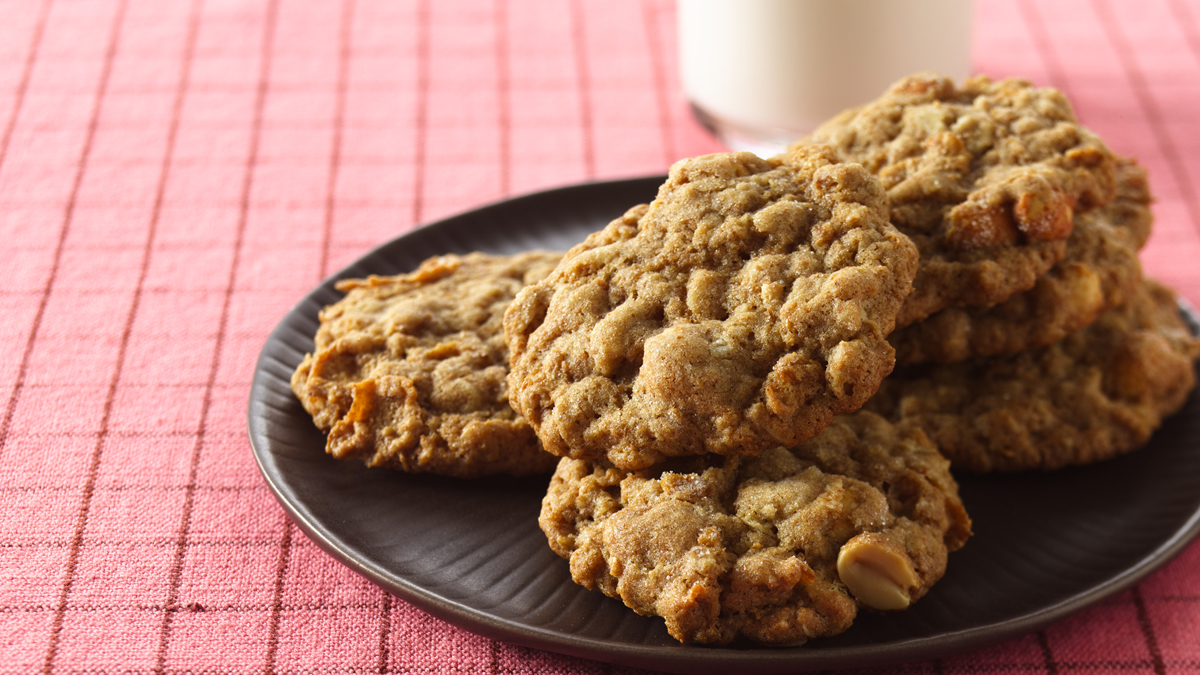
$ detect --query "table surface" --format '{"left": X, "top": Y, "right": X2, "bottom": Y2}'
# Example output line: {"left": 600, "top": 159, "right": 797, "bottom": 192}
{"left": 3, "top": 0, "right": 1200, "bottom": 672}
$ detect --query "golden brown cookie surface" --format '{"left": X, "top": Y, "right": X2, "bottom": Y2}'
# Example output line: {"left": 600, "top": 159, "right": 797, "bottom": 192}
{"left": 505, "top": 147, "right": 919, "bottom": 471}
{"left": 867, "top": 279, "right": 1200, "bottom": 472}
{"left": 795, "top": 73, "right": 1119, "bottom": 327}
{"left": 891, "top": 156, "right": 1152, "bottom": 364}
{"left": 539, "top": 412, "right": 971, "bottom": 645}
{"left": 290, "top": 251, "right": 562, "bottom": 478}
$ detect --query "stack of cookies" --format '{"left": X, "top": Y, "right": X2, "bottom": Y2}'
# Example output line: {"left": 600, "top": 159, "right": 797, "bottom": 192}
{"left": 289, "top": 73, "right": 1200, "bottom": 647}
{"left": 797, "top": 74, "right": 1200, "bottom": 474}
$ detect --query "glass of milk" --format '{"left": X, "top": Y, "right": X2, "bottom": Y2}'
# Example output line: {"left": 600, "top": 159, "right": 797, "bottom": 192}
{"left": 678, "top": 0, "right": 975, "bottom": 156}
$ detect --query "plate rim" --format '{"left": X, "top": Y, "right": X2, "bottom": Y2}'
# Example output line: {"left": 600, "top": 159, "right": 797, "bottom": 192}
{"left": 247, "top": 175, "right": 1200, "bottom": 674}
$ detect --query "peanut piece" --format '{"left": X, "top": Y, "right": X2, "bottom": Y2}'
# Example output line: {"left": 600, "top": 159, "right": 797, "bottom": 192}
{"left": 836, "top": 533, "right": 920, "bottom": 611}
{"left": 1013, "top": 190, "right": 1074, "bottom": 242}
{"left": 944, "top": 200, "right": 1020, "bottom": 249}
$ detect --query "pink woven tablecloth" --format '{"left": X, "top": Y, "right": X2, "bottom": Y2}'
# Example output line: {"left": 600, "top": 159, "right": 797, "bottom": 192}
{"left": 3, "top": 0, "right": 1199, "bottom": 672}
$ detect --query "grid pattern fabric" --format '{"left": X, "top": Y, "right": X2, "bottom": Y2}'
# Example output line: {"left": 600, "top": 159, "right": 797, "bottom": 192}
{"left": 1, "top": 0, "right": 1198, "bottom": 672}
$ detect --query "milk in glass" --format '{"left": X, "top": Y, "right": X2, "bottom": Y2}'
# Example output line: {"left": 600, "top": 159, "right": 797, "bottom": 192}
{"left": 678, "top": 0, "right": 974, "bottom": 155}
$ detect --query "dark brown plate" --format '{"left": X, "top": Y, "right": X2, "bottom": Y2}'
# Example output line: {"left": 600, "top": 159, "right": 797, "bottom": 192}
{"left": 247, "top": 176, "right": 1200, "bottom": 674}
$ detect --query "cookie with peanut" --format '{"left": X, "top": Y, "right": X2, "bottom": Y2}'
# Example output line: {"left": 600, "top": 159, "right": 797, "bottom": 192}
{"left": 538, "top": 412, "right": 971, "bottom": 645}
{"left": 793, "top": 73, "right": 1119, "bottom": 327}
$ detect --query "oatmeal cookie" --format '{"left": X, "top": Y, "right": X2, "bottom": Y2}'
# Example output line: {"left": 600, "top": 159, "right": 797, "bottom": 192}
{"left": 505, "top": 146, "right": 919, "bottom": 471}
{"left": 866, "top": 279, "right": 1200, "bottom": 473}
{"left": 539, "top": 412, "right": 972, "bottom": 645}
{"left": 891, "top": 156, "right": 1152, "bottom": 364}
{"left": 793, "top": 73, "right": 1119, "bottom": 327}
{"left": 290, "top": 251, "right": 562, "bottom": 478}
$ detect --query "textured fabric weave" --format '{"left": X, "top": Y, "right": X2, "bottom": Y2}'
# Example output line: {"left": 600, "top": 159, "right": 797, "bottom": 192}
{"left": 1, "top": 0, "right": 1199, "bottom": 672}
